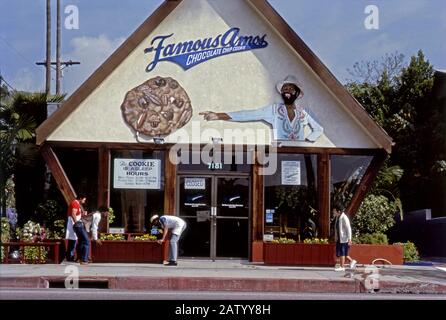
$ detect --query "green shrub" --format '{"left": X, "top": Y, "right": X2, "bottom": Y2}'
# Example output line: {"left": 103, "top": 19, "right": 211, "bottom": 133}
{"left": 395, "top": 241, "right": 419, "bottom": 262}
{"left": 355, "top": 232, "right": 388, "bottom": 244}
{"left": 352, "top": 194, "right": 396, "bottom": 237}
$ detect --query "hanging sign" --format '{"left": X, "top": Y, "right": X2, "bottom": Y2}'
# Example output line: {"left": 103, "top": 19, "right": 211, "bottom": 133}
{"left": 281, "top": 161, "right": 301, "bottom": 185}
{"left": 113, "top": 159, "right": 161, "bottom": 189}
{"left": 144, "top": 27, "right": 268, "bottom": 71}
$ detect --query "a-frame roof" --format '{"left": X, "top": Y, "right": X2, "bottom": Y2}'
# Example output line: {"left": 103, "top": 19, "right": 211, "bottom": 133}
{"left": 36, "top": 0, "right": 393, "bottom": 152}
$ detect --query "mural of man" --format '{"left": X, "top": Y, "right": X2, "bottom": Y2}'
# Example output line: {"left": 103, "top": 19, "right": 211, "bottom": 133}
{"left": 199, "top": 75, "right": 323, "bottom": 142}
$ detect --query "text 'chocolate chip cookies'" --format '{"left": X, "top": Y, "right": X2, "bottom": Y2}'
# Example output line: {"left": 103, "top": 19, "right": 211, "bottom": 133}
{"left": 121, "top": 76, "right": 193, "bottom": 138}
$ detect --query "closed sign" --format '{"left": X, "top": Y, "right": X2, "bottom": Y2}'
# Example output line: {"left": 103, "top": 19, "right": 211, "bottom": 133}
{"left": 185, "top": 178, "right": 206, "bottom": 190}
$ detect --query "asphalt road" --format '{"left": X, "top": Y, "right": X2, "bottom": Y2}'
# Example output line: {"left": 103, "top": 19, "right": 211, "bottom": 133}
{"left": 1, "top": 288, "right": 445, "bottom": 300}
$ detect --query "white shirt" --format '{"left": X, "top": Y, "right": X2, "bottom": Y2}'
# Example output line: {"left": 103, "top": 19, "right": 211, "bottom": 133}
{"left": 159, "top": 215, "right": 186, "bottom": 236}
{"left": 335, "top": 212, "right": 352, "bottom": 244}
{"left": 65, "top": 218, "right": 77, "bottom": 241}
{"left": 91, "top": 212, "right": 102, "bottom": 241}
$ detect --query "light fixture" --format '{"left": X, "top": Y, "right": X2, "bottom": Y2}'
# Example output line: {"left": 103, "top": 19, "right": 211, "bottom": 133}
{"left": 153, "top": 137, "right": 165, "bottom": 145}
{"left": 212, "top": 137, "right": 223, "bottom": 144}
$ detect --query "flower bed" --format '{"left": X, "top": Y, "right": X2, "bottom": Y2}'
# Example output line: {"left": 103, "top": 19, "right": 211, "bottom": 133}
{"left": 91, "top": 233, "right": 165, "bottom": 263}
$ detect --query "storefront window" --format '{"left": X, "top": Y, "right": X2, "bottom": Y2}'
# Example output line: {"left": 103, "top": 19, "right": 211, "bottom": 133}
{"left": 110, "top": 150, "right": 165, "bottom": 232}
{"left": 264, "top": 154, "right": 317, "bottom": 241}
{"left": 56, "top": 148, "right": 99, "bottom": 210}
{"left": 330, "top": 155, "right": 373, "bottom": 209}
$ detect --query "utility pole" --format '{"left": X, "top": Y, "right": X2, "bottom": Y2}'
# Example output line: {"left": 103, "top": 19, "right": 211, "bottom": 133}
{"left": 38, "top": 0, "right": 80, "bottom": 95}
{"left": 45, "top": 0, "right": 51, "bottom": 94}
{"left": 56, "top": 0, "right": 61, "bottom": 94}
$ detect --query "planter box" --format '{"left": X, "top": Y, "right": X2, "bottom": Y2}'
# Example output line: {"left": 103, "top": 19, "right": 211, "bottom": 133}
{"left": 263, "top": 242, "right": 404, "bottom": 266}
{"left": 263, "top": 243, "right": 335, "bottom": 266}
{"left": 91, "top": 241, "right": 164, "bottom": 263}
{"left": 349, "top": 244, "right": 403, "bottom": 265}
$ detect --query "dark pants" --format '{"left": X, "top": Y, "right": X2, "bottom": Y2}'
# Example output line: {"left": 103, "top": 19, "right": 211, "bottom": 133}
{"left": 66, "top": 239, "right": 77, "bottom": 261}
{"left": 72, "top": 222, "right": 90, "bottom": 263}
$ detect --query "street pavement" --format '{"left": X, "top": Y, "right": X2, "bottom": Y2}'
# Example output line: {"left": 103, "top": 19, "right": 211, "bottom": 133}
{"left": 1, "top": 259, "right": 446, "bottom": 296}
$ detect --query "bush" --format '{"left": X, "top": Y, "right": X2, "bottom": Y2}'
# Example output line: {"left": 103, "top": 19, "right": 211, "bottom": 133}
{"left": 352, "top": 194, "right": 396, "bottom": 237}
{"left": 395, "top": 241, "right": 419, "bottom": 262}
{"left": 355, "top": 232, "right": 388, "bottom": 245}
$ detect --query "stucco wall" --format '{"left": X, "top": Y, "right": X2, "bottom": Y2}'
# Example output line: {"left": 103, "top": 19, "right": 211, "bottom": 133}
{"left": 48, "top": 0, "right": 378, "bottom": 149}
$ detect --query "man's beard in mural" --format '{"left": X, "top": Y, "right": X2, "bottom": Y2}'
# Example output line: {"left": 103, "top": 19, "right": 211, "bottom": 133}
{"left": 281, "top": 91, "right": 299, "bottom": 105}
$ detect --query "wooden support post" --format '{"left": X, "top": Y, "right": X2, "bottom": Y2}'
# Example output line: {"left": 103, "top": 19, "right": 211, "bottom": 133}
{"left": 252, "top": 156, "right": 264, "bottom": 242}
{"left": 40, "top": 144, "right": 76, "bottom": 205}
{"left": 164, "top": 149, "right": 177, "bottom": 215}
{"left": 97, "top": 146, "right": 110, "bottom": 208}
{"left": 346, "top": 150, "right": 388, "bottom": 218}
{"left": 317, "top": 152, "right": 330, "bottom": 239}
{"left": 97, "top": 145, "right": 110, "bottom": 232}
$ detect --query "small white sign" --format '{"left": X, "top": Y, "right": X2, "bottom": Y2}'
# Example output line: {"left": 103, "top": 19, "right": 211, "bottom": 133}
{"left": 109, "top": 228, "right": 125, "bottom": 234}
{"left": 185, "top": 178, "right": 206, "bottom": 190}
{"left": 263, "top": 234, "right": 274, "bottom": 242}
{"left": 281, "top": 161, "right": 301, "bottom": 185}
{"left": 113, "top": 159, "right": 161, "bottom": 189}
{"left": 197, "top": 211, "right": 210, "bottom": 222}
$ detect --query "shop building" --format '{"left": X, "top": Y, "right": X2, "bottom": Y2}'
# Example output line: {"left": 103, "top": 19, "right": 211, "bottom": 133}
{"left": 36, "top": 0, "right": 393, "bottom": 261}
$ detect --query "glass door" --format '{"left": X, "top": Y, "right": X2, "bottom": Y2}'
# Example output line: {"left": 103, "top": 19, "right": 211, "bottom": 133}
{"left": 214, "top": 177, "right": 250, "bottom": 258}
{"left": 178, "top": 175, "right": 250, "bottom": 260}
{"left": 178, "top": 176, "right": 212, "bottom": 257}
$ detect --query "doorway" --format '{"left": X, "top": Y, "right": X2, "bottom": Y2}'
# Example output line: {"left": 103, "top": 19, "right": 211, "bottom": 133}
{"left": 177, "top": 175, "right": 250, "bottom": 260}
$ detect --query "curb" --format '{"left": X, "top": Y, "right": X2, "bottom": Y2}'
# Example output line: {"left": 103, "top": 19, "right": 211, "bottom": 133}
{"left": 2, "top": 276, "right": 446, "bottom": 294}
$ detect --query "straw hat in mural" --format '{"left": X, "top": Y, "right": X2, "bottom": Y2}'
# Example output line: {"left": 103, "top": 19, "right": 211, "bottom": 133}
{"left": 276, "top": 75, "right": 304, "bottom": 99}
{"left": 121, "top": 76, "right": 193, "bottom": 138}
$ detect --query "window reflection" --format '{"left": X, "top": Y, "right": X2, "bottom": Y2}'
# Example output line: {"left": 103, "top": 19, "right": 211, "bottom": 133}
{"left": 264, "top": 154, "right": 317, "bottom": 241}
{"left": 330, "top": 155, "right": 373, "bottom": 208}
{"left": 110, "top": 150, "right": 165, "bottom": 233}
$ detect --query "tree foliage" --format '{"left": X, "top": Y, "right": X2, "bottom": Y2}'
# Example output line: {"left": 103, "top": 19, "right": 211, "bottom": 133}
{"left": 347, "top": 50, "right": 445, "bottom": 215}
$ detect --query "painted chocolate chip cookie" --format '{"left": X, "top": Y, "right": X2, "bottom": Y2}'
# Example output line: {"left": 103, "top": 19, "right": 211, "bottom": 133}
{"left": 121, "top": 76, "right": 192, "bottom": 138}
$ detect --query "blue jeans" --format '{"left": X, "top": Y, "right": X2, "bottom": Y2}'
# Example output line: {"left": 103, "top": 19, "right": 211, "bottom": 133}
{"left": 66, "top": 240, "right": 77, "bottom": 261}
{"left": 72, "top": 222, "right": 90, "bottom": 263}
{"left": 168, "top": 225, "right": 186, "bottom": 262}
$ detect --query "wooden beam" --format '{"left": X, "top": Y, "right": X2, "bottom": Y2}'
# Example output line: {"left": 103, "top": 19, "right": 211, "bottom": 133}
{"left": 317, "top": 152, "right": 330, "bottom": 238}
{"left": 252, "top": 157, "right": 264, "bottom": 242}
{"left": 40, "top": 144, "right": 76, "bottom": 205}
{"left": 97, "top": 145, "right": 110, "bottom": 208}
{"left": 346, "top": 150, "right": 388, "bottom": 217}
{"left": 164, "top": 149, "right": 177, "bottom": 215}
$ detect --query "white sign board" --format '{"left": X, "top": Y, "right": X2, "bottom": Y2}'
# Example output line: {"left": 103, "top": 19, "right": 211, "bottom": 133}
{"left": 113, "top": 159, "right": 161, "bottom": 189}
{"left": 281, "top": 161, "right": 301, "bottom": 185}
{"left": 263, "top": 234, "right": 274, "bottom": 242}
{"left": 109, "top": 228, "right": 125, "bottom": 234}
{"left": 185, "top": 178, "right": 206, "bottom": 190}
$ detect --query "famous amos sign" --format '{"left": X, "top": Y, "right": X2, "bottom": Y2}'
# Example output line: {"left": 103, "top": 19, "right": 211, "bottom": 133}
{"left": 144, "top": 27, "right": 268, "bottom": 71}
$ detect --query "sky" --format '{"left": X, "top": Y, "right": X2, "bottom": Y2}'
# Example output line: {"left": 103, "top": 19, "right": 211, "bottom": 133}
{"left": 0, "top": 0, "right": 445, "bottom": 95}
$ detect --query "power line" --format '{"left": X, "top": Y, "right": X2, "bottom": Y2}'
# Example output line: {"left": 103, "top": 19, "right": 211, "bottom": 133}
{"left": 0, "top": 37, "right": 40, "bottom": 70}
{"left": 0, "top": 74, "right": 17, "bottom": 92}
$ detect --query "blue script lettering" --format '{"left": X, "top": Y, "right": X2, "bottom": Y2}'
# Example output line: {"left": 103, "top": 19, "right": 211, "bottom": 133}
{"left": 144, "top": 27, "right": 268, "bottom": 71}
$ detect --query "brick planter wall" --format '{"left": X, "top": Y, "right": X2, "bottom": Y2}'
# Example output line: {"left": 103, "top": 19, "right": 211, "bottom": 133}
{"left": 91, "top": 241, "right": 164, "bottom": 263}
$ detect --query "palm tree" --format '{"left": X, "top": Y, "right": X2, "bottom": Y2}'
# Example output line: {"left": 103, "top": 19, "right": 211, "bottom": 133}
{"left": 0, "top": 91, "right": 64, "bottom": 216}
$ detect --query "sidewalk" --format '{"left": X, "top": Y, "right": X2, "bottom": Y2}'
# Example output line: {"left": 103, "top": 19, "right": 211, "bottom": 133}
{"left": 1, "top": 260, "right": 446, "bottom": 295}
